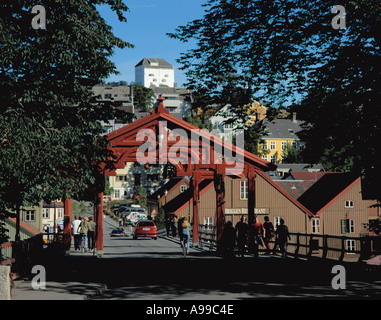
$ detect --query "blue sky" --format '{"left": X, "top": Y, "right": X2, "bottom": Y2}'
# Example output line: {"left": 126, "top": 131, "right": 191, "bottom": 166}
{"left": 98, "top": 0, "right": 206, "bottom": 87}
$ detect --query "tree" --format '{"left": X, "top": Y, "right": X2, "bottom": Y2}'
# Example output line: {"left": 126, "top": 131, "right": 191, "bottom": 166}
{"left": 132, "top": 83, "right": 155, "bottom": 112}
{"left": 169, "top": 0, "right": 381, "bottom": 197}
{"left": 0, "top": 0, "right": 135, "bottom": 214}
{"left": 282, "top": 143, "right": 304, "bottom": 164}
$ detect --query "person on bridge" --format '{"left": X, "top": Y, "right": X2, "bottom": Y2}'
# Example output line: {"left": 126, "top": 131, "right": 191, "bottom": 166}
{"left": 181, "top": 217, "right": 191, "bottom": 254}
{"left": 249, "top": 214, "right": 265, "bottom": 258}
{"left": 71, "top": 215, "right": 82, "bottom": 251}
{"left": 79, "top": 216, "right": 89, "bottom": 253}
{"left": 235, "top": 215, "right": 248, "bottom": 257}
{"left": 263, "top": 216, "right": 274, "bottom": 255}
{"left": 273, "top": 219, "right": 291, "bottom": 257}
{"left": 220, "top": 221, "right": 236, "bottom": 259}
{"left": 88, "top": 217, "right": 96, "bottom": 252}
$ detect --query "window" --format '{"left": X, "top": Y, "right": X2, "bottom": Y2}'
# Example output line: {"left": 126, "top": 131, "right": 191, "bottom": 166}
{"left": 180, "top": 185, "right": 187, "bottom": 193}
{"left": 58, "top": 208, "right": 64, "bottom": 218}
{"left": 346, "top": 239, "right": 356, "bottom": 253}
{"left": 204, "top": 217, "right": 213, "bottom": 228}
{"left": 262, "top": 142, "right": 268, "bottom": 150}
{"left": 42, "top": 208, "right": 49, "bottom": 219}
{"left": 270, "top": 155, "right": 276, "bottom": 164}
{"left": 270, "top": 141, "right": 276, "bottom": 150}
{"left": 345, "top": 200, "right": 354, "bottom": 208}
{"left": 281, "top": 141, "right": 287, "bottom": 151}
{"left": 240, "top": 181, "right": 248, "bottom": 200}
{"left": 24, "top": 210, "right": 36, "bottom": 222}
{"left": 341, "top": 219, "right": 355, "bottom": 234}
{"left": 261, "top": 155, "right": 268, "bottom": 161}
{"left": 291, "top": 141, "right": 297, "bottom": 149}
{"left": 149, "top": 73, "right": 154, "bottom": 76}
{"left": 114, "top": 189, "right": 120, "bottom": 198}
{"left": 104, "top": 93, "right": 112, "bottom": 99}
{"left": 274, "top": 216, "right": 283, "bottom": 229}
{"left": 299, "top": 141, "right": 305, "bottom": 151}
{"left": 312, "top": 218, "right": 320, "bottom": 234}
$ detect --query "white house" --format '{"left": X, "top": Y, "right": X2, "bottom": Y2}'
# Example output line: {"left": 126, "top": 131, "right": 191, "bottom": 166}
{"left": 135, "top": 58, "right": 175, "bottom": 88}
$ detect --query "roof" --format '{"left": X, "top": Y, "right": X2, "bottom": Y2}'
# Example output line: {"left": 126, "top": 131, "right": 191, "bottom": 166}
{"left": 135, "top": 58, "right": 173, "bottom": 69}
{"left": 148, "top": 177, "right": 189, "bottom": 201}
{"left": 162, "top": 179, "right": 214, "bottom": 214}
{"left": 6, "top": 218, "right": 41, "bottom": 237}
{"left": 276, "top": 163, "right": 325, "bottom": 172}
{"left": 256, "top": 170, "right": 315, "bottom": 217}
{"left": 274, "top": 180, "right": 319, "bottom": 200}
{"left": 261, "top": 118, "right": 304, "bottom": 139}
{"left": 297, "top": 172, "right": 360, "bottom": 214}
{"left": 290, "top": 171, "right": 327, "bottom": 181}
{"left": 105, "top": 96, "right": 277, "bottom": 173}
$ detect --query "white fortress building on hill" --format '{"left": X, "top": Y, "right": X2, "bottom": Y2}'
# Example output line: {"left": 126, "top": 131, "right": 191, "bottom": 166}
{"left": 135, "top": 58, "right": 175, "bottom": 88}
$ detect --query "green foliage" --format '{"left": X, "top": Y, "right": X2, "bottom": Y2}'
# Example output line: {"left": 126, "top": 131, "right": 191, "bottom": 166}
{"left": 132, "top": 83, "right": 155, "bottom": 112}
{"left": 0, "top": 217, "right": 9, "bottom": 245}
{"left": 0, "top": 1, "right": 134, "bottom": 211}
{"left": 281, "top": 143, "right": 304, "bottom": 164}
{"left": 137, "top": 185, "right": 147, "bottom": 209}
{"left": 169, "top": 0, "right": 381, "bottom": 192}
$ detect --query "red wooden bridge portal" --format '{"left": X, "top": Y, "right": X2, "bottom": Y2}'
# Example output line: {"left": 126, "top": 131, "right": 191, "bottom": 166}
{"left": 66, "top": 96, "right": 275, "bottom": 256}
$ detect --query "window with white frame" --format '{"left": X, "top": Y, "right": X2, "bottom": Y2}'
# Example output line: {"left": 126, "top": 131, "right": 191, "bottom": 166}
{"left": 58, "top": 208, "right": 64, "bottom": 218}
{"left": 345, "top": 200, "right": 354, "bottom": 208}
{"left": 312, "top": 218, "right": 320, "bottom": 234}
{"left": 42, "top": 208, "right": 49, "bottom": 219}
{"left": 240, "top": 181, "right": 248, "bottom": 200}
{"left": 24, "top": 210, "right": 36, "bottom": 222}
{"left": 180, "top": 185, "right": 187, "bottom": 193}
{"left": 262, "top": 142, "right": 268, "bottom": 150}
{"left": 270, "top": 141, "right": 276, "bottom": 150}
{"left": 114, "top": 189, "right": 120, "bottom": 198}
{"left": 270, "top": 155, "right": 276, "bottom": 164}
{"left": 291, "top": 141, "right": 297, "bottom": 149}
{"left": 346, "top": 239, "right": 356, "bottom": 253}
{"left": 204, "top": 217, "right": 213, "bottom": 228}
{"left": 281, "top": 141, "right": 287, "bottom": 151}
{"left": 341, "top": 219, "right": 355, "bottom": 234}
{"left": 261, "top": 155, "right": 268, "bottom": 161}
{"left": 274, "top": 216, "right": 283, "bottom": 229}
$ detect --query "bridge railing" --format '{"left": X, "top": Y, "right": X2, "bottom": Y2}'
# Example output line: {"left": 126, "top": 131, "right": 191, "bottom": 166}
{"left": 195, "top": 225, "right": 381, "bottom": 262}
{"left": 0, "top": 232, "right": 70, "bottom": 277}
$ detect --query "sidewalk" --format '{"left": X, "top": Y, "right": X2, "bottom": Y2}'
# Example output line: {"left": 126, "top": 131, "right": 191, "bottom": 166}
{"left": 11, "top": 279, "right": 106, "bottom": 300}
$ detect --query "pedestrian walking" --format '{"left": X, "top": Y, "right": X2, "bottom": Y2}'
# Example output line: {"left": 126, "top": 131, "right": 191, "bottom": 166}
{"left": 88, "top": 216, "right": 96, "bottom": 252}
{"left": 220, "top": 221, "right": 236, "bottom": 259}
{"left": 235, "top": 215, "right": 248, "bottom": 257}
{"left": 263, "top": 216, "right": 274, "bottom": 254}
{"left": 165, "top": 215, "right": 171, "bottom": 237}
{"left": 118, "top": 218, "right": 124, "bottom": 230}
{"left": 274, "top": 218, "right": 291, "bottom": 257}
{"left": 71, "top": 215, "right": 82, "bottom": 251}
{"left": 171, "top": 216, "right": 177, "bottom": 237}
{"left": 79, "top": 216, "right": 89, "bottom": 252}
{"left": 249, "top": 214, "right": 265, "bottom": 257}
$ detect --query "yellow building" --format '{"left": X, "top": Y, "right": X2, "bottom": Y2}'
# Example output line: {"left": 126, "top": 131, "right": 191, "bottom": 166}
{"left": 259, "top": 113, "right": 305, "bottom": 164}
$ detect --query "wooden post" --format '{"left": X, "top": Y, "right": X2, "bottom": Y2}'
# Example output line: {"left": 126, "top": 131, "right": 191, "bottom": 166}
{"left": 247, "top": 165, "right": 256, "bottom": 226}
{"left": 192, "top": 173, "right": 199, "bottom": 246}
{"left": 63, "top": 198, "right": 72, "bottom": 252}
{"left": 96, "top": 192, "right": 104, "bottom": 257}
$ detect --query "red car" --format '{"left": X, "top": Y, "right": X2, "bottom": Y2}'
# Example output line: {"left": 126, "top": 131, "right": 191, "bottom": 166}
{"left": 133, "top": 220, "right": 157, "bottom": 240}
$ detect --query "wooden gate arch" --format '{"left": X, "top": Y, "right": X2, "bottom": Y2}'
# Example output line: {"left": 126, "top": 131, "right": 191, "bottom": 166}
{"left": 92, "top": 95, "right": 275, "bottom": 256}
